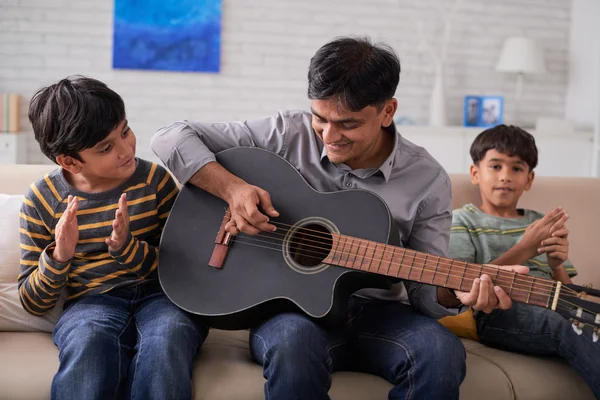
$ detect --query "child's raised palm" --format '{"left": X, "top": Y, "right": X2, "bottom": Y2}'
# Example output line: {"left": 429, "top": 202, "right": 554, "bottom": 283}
{"left": 539, "top": 227, "right": 570, "bottom": 270}
{"left": 53, "top": 195, "right": 79, "bottom": 263}
{"left": 521, "top": 207, "right": 567, "bottom": 257}
{"left": 106, "top": 193, "right": 130, "bottom": 252}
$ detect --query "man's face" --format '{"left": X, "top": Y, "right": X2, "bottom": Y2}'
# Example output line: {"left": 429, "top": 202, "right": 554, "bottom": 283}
{"left": 77, "top": 119, "right": 137, "bottom": 182}
{"left": 471, "top": 149, "right": 534, "bottom": 212}
{"left": 310, "top": 98, "right": 396, "bottom": 170}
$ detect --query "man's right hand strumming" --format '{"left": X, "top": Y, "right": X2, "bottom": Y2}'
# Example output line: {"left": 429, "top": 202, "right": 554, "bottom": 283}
{"left": 188, "top": 161, "right": 279, "bottom": 236}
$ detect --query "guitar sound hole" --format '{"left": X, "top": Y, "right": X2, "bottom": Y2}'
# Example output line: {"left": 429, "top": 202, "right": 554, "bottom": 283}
{"left": 289, "top": 223, "right": 332, "bottom": 267}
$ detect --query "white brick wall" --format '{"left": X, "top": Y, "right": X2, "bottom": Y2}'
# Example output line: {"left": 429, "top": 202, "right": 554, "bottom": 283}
{"left": 0, "top": 0, "right": 572, "bottom": 164}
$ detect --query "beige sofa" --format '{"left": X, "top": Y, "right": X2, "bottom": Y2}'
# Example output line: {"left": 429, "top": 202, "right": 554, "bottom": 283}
{"left": 0, "top": 164, "right": 597, "bottom": 400}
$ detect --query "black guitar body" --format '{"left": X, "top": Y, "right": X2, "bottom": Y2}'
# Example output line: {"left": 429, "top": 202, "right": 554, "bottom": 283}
{"left": 159, "top": 147, "right": 400, "bottom": 330}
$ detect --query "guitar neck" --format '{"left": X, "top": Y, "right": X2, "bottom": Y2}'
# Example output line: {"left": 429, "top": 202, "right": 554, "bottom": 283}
{"left": 322, "top": 233, "right": 559, "bottom": 309}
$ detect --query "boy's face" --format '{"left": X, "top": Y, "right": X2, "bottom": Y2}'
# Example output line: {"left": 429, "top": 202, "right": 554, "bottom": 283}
{"left": 66, "top": 119, "right": 137, "bottom": 183}
{"left": 470, "top": 149, "right": 534, "bottom": 213}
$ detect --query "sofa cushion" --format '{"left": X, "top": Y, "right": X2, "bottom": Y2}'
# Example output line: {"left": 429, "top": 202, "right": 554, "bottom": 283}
{"left": 2, "top": 330, "right": 571, "bottom": 400}
{"left": 0, "top": 194, "right": 63, "bottom": 332}
{"left": 463, "top": 339, "right": 595, "bottom": 399}
{"left": 0, "top": 332, "right": 57, "bottom": 400}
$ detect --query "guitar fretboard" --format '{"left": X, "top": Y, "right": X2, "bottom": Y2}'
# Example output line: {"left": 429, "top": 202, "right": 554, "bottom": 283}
{"left": 322, "top": 233, "right": 557, "bottom": 309}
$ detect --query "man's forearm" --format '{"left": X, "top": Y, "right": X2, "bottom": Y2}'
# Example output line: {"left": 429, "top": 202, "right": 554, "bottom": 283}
{"left": 188, "top": 161, "right": 246, "bottom": 203}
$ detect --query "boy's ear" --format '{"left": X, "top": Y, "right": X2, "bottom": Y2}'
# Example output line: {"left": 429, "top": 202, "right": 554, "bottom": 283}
{"left": 524, "top": 170, "right": 535, "bottom": 191}
{"left": 56, "top": 154, "right": 83, "bottom": 174}
{"left": 469, "top": 163, "right": 480, "bottom": 185}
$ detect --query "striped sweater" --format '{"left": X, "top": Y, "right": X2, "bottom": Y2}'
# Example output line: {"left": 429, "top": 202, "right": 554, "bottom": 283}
{"left": 18, "top": 159, "right": 178, "bottom": 316}
{"left": 448, "top": 203, "right": 577, "bottom": 278}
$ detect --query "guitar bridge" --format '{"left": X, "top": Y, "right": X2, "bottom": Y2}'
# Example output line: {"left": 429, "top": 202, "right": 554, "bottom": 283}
{"left": 208, "top": 209, "right": 233, "bottom": 269}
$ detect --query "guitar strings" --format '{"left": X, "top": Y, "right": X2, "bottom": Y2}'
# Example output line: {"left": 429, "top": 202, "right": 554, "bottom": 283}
{"left": 223, "top": 212, "right": 572, "bottom": 295}
{"left": 234, "top": 221, "right": 571, "bottom": 296}
{"left": 230, "top": 232, "right": 560, "bottom": 301}
{"left": 267, "top": 219, "right": 573, "bottom": 292}
{"left": 228, "top": 237, "right": 599, "bottom": 324}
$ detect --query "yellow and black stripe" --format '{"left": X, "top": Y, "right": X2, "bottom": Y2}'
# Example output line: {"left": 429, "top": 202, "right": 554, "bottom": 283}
{"left": 17, "top": 159, "right": 178, "bottom": 315}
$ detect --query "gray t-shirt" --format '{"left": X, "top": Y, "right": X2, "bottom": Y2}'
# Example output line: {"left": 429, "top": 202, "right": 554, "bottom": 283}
{"left": 448, "top": 203, "right": 577, "bottom": 279}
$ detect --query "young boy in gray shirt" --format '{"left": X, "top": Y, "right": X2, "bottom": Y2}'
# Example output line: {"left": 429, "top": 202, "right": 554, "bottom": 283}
{"left": 448, "top": 125, "right": 598, "bottom": 398}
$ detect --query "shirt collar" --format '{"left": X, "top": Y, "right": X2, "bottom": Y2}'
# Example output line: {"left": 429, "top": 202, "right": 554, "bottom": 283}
{"left": 319, "top": 123, "right": 399, "bottom": 182}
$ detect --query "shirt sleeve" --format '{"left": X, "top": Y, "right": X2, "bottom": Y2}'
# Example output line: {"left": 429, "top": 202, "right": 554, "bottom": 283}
{"left": 404, "top": 176, "right": 469, "bottom": 319}
{"left": 150, "top": 112, "right": 293, "bottom": 185}
{"left": 562, "top": 258, "right": 577, "bottom": 278}
{"left": 18, "top": 195, "right": 68, "bottom": 316}
{"left": 109, "top": 167, "right": 178, "bottom": 279}
{"left": 155, "top": 168, "right": 179, "bottom": 231}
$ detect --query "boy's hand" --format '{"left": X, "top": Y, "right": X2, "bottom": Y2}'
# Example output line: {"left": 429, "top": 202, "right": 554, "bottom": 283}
{"left": 539, "top": 226, "right": 569, "bottom": 270}
{"left": 520, "top": 207, "right": 568, "bottom": 257}
{"left": 106, "top": 194, "right": 130, "bottom": 252}
{"left": 53, "top": 195, "right": 79, "bottom": 263}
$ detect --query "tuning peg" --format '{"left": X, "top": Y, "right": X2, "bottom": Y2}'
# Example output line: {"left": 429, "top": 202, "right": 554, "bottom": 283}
{"left": 594, "top": 330, "right": 599, "bottom": 343}
{"left": 572, "top": 322, "right": 583, "bottom": 335}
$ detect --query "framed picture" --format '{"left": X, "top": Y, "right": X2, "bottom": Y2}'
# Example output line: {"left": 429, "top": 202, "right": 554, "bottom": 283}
{"left": 463, "top": 96, "right": 504, "bottom": 127}
{"left": 113, "top": 0, "right": 222, "bottom": 73}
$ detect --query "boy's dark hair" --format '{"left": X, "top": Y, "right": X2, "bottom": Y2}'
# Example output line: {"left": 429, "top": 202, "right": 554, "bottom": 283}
{"left": 470, "top": 124, "right": 538, "bottom": 170}
{"left": 28, "top": 75, "right": 126, "bottom": 163}
{"left": 307, "top": 36, "right": 400, "bottom": 112}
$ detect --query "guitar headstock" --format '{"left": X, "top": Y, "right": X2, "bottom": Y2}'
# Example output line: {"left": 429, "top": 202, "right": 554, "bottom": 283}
{"left": 554, "top": 284, "right": 600, "bottom": 343}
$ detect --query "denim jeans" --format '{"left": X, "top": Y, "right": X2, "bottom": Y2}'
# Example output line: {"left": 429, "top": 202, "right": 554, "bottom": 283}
{"left": 51, "top": 282, "right": 208, "bottom": 400}
{"left": 476, "top": 302, "right": 600, "bottom": 398}
{"left": 249, "top": 297, "right": 466, "bottom": 400}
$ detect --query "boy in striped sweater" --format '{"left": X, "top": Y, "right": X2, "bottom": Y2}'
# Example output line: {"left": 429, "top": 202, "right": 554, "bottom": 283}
{"left": 18, "top": 76, "right": 207, "bottom": 400}
{"left": 447, "top": 125, "right": 599, "bottom": 397}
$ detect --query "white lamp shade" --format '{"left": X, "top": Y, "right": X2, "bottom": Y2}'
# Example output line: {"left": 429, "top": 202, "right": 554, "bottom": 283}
{"left": 496, "top": 37, "right": 546, "bottom": 74}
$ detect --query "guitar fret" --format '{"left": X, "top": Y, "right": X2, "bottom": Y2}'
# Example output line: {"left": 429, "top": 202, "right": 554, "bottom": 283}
{"left": 526, "top": 277, "right": 535, "bottom": 304}
{"left": 388, "top": 246, "right": 397, "bottom": 276}
{"left": 345, "top": 237, "right": 354, "bottom": 268}
{"left": 330, "top": 234, "right": 341, "bottom": 264}
{"left": 459, "top": 261, "right": 467, "bottom": 291}
{"left": 365, "top": 240, "right": 375, "bottom": 272}
{"left": 407, "top": 250, "right": 415, "bottom": 279}
{"left": 341, "top": 236, "right": 352, "bottom": 267}
{"left": 418, "top": 254, "right": 428, "bottom": 283}
{"left": 432, "top": 256, "right": 439, "bottom": 285}
{"left": 444, "top": 259, "right": 451, "bottom": 287}
{"left": 398, "top": 249, "right": 407, "bottom": 279}
{"left": 353, "top": 238, "right": 366, "bottom": 271}
{"left": 509, "top": 272, "right": 515, "bottom": 297}
{"left": 348, "top": 237, "right": 357, "bottom": 269}
{"left": 376, "top": 243, "right": 384, "bottom": 274}
{"left": 335, "top": 235, "right": 345, "bottom": 266}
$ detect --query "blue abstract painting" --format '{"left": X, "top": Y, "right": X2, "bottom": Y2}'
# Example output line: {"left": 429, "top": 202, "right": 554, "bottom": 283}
{"left": 113, "top": 0, "right": 221, "bottom": 72}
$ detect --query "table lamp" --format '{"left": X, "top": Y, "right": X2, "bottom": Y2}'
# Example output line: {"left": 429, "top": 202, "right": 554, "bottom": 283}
{"left": 496, "top": 36, "right": 546, "bottom": 125}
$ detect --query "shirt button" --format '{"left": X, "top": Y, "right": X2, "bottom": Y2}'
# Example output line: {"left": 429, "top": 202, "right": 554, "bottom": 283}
{"left": 346, "top": 182, "right": 352, "bottom": 188}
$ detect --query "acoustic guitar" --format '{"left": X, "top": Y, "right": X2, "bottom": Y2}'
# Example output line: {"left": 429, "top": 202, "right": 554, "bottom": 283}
{"left": 159, "top": 147, "right": 600, "bottom": 341}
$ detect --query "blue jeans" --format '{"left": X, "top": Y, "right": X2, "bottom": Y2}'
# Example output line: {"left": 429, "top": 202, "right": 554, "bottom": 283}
{"left": 476, "top": 303, "right": 600, "bottom": 398}
{"left": 249, "top": 297, "right": 466, "bottom": 400}
{"left": 51, "top": 282, "right": 208, "bottom": 400}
